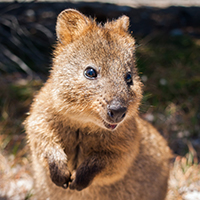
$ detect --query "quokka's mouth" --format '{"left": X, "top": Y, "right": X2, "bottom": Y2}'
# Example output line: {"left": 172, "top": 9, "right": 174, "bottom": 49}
{"left": 103, "top": 121, "right": 118, "bottom": 130}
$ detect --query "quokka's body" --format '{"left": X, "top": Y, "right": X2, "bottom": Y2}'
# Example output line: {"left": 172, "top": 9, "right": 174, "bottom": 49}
{"left": 25, "top": 9, "right": 171, "bottom": 200}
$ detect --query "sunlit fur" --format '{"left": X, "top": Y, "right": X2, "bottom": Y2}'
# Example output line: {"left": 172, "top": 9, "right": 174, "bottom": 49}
{"left": 25, "top": 9, "right": 171, "bottom": 200}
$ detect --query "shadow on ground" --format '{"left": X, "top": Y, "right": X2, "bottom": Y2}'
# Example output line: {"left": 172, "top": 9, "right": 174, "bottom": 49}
{"left": 1, "top": 2, "right": 200, "bottom": 74}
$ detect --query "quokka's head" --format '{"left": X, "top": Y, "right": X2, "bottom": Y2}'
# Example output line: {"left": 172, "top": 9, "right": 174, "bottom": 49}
{"left": 51, "top": 9, "right": 143, "bottom": 131}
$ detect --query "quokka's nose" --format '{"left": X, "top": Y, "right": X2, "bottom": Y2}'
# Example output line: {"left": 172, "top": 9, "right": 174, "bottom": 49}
{"left": 107, "top": 103, "right": 127, "bottom": 123}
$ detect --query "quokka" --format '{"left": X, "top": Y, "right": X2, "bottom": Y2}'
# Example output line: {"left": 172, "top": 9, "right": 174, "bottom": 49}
{"left": 25, "top": 9, "right": 171, "bottom": 200}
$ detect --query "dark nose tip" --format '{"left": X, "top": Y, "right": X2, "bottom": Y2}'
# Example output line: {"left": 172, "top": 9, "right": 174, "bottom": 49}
{"left": 107, "top": 104, "right": 127, "bottom": 123}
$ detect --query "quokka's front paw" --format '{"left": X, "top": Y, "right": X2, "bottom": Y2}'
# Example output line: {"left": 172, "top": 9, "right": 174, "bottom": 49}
{"left": 69, "top": 157, "right": 103, "bottom": 191}
{"left": 69, "top": 169, "right": 92, "bottom": 191}
{"left": 49, "top": 161, "right": 71, "bottom": 189}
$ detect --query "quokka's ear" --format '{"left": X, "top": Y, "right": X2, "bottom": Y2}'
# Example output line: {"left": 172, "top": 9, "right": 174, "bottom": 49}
{"left": 105, "top": 15, "right": 130, "bottom": 32}
{"left": 56, "top": 9, "right": 90, "bottom": 44}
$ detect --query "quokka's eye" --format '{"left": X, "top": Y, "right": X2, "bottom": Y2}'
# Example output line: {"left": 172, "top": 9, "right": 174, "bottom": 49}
{"left": 125, "top": 72, "right": 133, "bottom": 85}
{"left": 84, "top": 67, "right": 98, "bottom": 79}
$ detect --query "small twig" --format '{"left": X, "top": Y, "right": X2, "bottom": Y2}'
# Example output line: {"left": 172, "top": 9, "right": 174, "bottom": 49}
{"left": 0, "top": 44, "right": 34, "bottom": 76}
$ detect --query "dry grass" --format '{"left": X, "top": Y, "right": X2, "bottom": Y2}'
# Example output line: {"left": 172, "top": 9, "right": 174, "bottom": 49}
{"left": 0, "top": 76, "right": 199, "bottom": 199}
{"left": 1, "top": 141, "right": 200, "bottom": 200}
{"left": 0, "top": 3, "right": 199, "bottom": 198}
{"left": 167, "top": 155, "right": 200, "bottom": 200}
{"left": 0, "top": 75, "right": 42, "bottom": 199}
{"left": 0, "top": 151, "right": 33, "bottom": 200}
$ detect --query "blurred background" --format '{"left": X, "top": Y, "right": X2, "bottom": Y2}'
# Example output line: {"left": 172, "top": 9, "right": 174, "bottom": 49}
{"left": 0, "top": 0, "right": 200, "bottom": 199}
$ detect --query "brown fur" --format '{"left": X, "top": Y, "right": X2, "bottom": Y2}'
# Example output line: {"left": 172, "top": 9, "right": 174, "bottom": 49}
{"left": 25, "top": 9, "right": 172, "bottom": 200}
